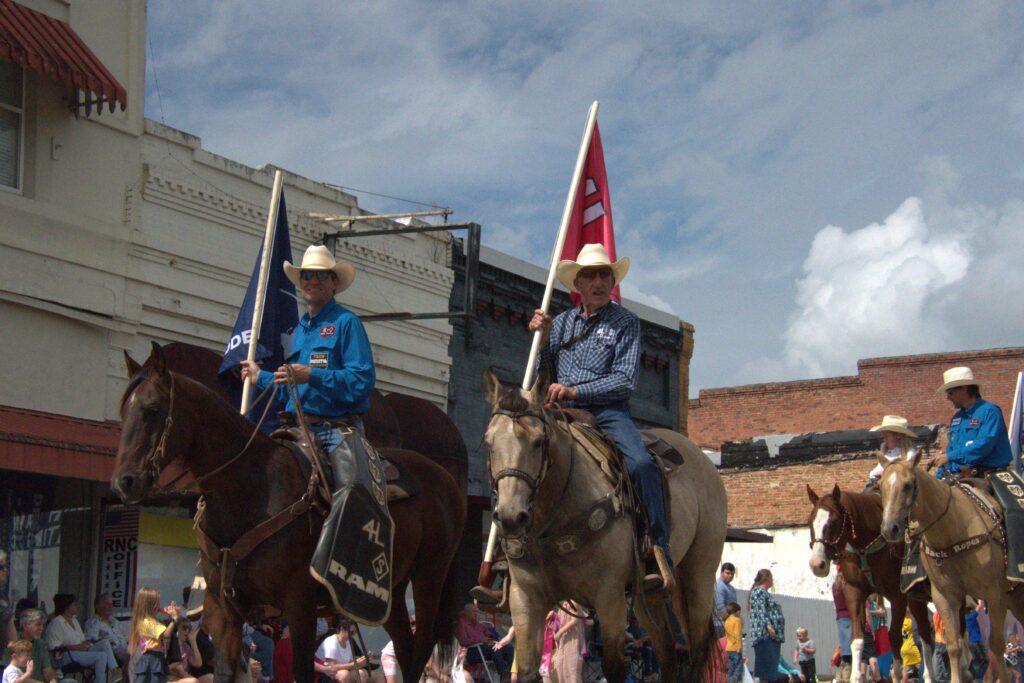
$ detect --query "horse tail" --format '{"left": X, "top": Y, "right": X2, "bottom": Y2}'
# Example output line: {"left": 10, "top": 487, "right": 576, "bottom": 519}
{"left": 431, "top": 550, "right": 461, "bottom": 670}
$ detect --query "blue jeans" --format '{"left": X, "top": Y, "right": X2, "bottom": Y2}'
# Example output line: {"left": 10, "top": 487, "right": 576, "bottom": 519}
{"left": 837, "top": 617, "right": 852, "bottom": 656}
{"left": 727, "top": 651, "right": 744, "bottom": 680}
{"left": 589, "top": 403, "right": 669, "bottom": 557}
{"left": 58, "top": 640, "right": 118, "bottom": 683}
{"left": 933, "top": 643, "right": 951, "bottom": 682}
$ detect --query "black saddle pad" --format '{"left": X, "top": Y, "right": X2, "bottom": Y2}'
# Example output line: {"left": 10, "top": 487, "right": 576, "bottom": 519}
{"left": 900, "top": 538, "right": 929, "bottom": 596}
{"left": 987, "top": 470, "right": 1024, "bottom": 583}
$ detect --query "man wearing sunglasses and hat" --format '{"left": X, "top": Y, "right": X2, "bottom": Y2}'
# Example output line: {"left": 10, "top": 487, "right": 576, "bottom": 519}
{"left": 927, "top": 366, "right": 1012, "bottom": 479}
{"left": 241, "top": 244, "right": 391, "bottom": 621}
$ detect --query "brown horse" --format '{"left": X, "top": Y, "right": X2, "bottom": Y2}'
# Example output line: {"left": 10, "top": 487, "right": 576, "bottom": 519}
{"left": 807, "top": 484, "right": 935, "bottom": 682}
{"left": 111, "top": 343, "right": 465, "bottom": 682}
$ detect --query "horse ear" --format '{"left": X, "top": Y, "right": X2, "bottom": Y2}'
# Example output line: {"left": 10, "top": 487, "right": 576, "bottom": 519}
{"left": 806, "top": 484, "right": 819, "bottom": 505}
{"left": 909, "top": 447, "right": 922, "bottom": 467}
{"left": 150, "top": 341, "right": 168, "bottom": 376}
{"left": 530, "top": 369, "right": 551, "bottom": 406}
{"left": 831, "top": 483, "right": 842, "bottom": 501}
{"left": 875, "top": 449, "right": 890, "bottom": 468}
{"left": 124, "top": 350, "right": 142, "bottom": 377}
{"left": 483, "top": 367, "right": 502, "bottom": 406}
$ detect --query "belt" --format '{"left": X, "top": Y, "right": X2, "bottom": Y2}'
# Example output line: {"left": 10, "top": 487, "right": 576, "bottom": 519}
{"left": 278, "top": 413, "right": 359, "bottom": 430}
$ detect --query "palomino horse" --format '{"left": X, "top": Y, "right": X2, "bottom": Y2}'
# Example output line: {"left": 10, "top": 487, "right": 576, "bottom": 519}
{"left": 806, "top": 484, "right": 935, "bottom": 682}
{"left": 483, "top": 369, "right": 727, "bottom": 683}
{"left": 111, "top": 344, "right": 466, "bottom": 682}
{"left": 877, "top": 451, "right": 1024, "bottom": 683}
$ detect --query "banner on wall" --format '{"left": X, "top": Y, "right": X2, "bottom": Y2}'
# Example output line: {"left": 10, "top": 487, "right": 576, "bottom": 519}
{"left": 99, "top": 506, "right": 139, "bottom": 610}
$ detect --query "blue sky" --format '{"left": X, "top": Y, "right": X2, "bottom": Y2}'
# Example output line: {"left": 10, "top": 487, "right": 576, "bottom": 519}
{"left": 146, "top": 1, "right": 1024, "bottom": 396}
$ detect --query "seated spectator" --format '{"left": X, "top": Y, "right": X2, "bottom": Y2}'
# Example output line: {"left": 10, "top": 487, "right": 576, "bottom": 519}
{"left": 314, "top": 618, "right": 369, "bottom": 682}
{"left": 84, "top": 593, "right": 129, "bottom": 669}
{"left": 244, "top": 622, "right": 274, "bottom": 682}
{"left": 0, "top": 554, "right": 12, "bottom": 661}
{"left": 44, "top": 594, "right": 118, "bottom": 683}
{"left": 455, "top": 603, "right": 512, "bottom": 674}
{"left": 18, "top": 609, "right": 57, "bottom": 683}
{"left": 168, "top": 618, "right": 214, "bottom": 683}
{"left": 272, "top": 621, "right": 293, "bottom": 683}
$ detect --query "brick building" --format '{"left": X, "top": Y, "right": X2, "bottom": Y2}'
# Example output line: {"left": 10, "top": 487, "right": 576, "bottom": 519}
{"left": 696, "top": 347, "right": 1022, "bottom": 671}
{"left": 446, "top": 242, "right": 693, "bottom": 596}
{"left": 690, "top": 346, "right": 1024, "bottom": 449}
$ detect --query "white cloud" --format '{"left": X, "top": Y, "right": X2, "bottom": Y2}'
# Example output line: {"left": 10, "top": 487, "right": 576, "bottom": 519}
{"left": 779, "top": 165, "right": 1024, "bottom": 379}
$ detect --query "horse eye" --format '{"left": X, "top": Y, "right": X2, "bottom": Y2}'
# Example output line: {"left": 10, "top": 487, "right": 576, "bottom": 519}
{"left": 530, "top": 437, "right": 543, "bottom": 449}
{"left": 902, "top": 483, "right": 912, "bottom": 492}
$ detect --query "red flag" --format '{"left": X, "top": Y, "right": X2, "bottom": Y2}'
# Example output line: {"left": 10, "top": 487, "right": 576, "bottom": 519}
{"left": 558, "top": 122, "right": 619, "bottom": 303}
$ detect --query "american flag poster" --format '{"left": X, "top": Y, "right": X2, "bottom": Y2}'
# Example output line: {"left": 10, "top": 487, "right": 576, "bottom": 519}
{"left": 100, "top": 506, "right": 139, "bottom": 610}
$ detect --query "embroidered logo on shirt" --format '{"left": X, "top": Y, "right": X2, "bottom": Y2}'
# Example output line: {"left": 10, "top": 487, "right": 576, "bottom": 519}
{"left": 320, "top": 325, "right": 336, "bottom": 338}
{"left": 595, "top": 325, "right": 613, "bottom": 340}
{"left": 310, "top": 353, "right": 329, "bottom": 368}
{"left": 969, "top": 418, "right": 981, "bottom": 427}
{"left": 951, "top": 418, "right": 962, "bottom": 426}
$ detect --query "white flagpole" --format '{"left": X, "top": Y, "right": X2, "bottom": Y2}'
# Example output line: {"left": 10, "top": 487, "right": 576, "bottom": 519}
{"left": 1010, "top": 371, "right": 1023, "bottom": 471}
{"left": 240, "top": 169, "right": 285, "bottom": 415}
{"left": 482, "top": 101, "right": 600, "bottom": 570}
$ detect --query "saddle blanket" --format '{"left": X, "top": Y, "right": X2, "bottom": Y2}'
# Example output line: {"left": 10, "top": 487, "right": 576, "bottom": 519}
{"left": 900, "top": 539, "right": 929, "bottom": 596}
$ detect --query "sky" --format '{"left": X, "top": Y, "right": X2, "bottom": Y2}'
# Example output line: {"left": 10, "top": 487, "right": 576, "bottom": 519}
{"left": 145, "top": 1, "right": 1024, "bottom": 396}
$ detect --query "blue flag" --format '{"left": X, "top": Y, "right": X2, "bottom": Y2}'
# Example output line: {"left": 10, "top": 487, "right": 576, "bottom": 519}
{"left": 219, "top": 191, "right": 299, "bottom": 428}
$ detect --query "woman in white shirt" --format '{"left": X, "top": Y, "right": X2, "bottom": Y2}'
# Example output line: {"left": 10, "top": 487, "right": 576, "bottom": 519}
{"left": 865, "top": 415, "right": 917, "bottom": 491}
{"left": 44, "top": 594, "right": 118, "bottom": 683}
{"left": 314, "top": 619, "right": 369, "bottom": 682}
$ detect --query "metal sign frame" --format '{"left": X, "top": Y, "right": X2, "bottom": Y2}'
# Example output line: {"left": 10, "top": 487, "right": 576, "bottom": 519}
{"left": 321, "top": 221, "right": 480, "bottom": 323}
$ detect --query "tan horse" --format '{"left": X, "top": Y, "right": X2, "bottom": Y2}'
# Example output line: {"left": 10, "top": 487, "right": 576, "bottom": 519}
{"left": 483, "top": 370, "right": 727, "bottom": 683}
{"left": 877, "top": 451, "right": 1024, "bottom": 683}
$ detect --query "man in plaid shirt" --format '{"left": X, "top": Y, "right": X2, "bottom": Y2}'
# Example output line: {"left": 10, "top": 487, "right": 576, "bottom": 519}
{"left": 531, "top": 243, "right": 672, "bottom": 593}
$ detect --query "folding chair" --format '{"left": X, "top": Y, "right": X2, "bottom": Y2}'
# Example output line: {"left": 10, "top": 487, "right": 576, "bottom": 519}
{"left": 466, "top": 643, "right": 499, "bottom": 683}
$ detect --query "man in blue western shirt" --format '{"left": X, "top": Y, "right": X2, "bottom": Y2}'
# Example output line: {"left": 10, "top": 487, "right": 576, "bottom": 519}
{"left": 241, "top": 244, "right": 385, "bottom": 614}
{"left": 531, "top": 242, "right": 672, "bottom": 593}
{"left": 241, "top": 244, "right": 375, "bottom": 442}
{"left": 927, "top": 366, "right": 1012, "bottom": 478}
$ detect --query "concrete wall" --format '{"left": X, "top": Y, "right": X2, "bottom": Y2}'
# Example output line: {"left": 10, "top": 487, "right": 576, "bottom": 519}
{"left": 690, "top": 347, "right": 1024, "bottom": 449}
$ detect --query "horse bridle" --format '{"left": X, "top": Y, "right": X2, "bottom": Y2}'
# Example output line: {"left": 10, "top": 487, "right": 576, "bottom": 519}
{"left": 488, "top": 407, "right": 552, "bottom": 500}
{"left": 142, "top": 374, "right": 177, "bottom": 484}
{"left": 809, "top": 504, "right": 851, "bottom": 560}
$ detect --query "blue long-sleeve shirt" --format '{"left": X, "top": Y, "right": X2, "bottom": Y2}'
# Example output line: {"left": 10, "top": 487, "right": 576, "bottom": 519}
{"left": 942, "top": 398, "right": 1012, "bottom": 475}
{"left": 255, "top": 300, "right": 375, "bottom": 416}
{"left": 538, "top": 301, "right": 640, "bottom": 406}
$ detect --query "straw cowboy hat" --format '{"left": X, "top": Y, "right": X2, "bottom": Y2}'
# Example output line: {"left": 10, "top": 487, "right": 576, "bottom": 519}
{"left": 555, "top": 243, "right": 630, "bottom": 293}
{"left": 870, "top": 415, "right": 917, "bottom": 438}
{"left": 283, "top": 244, "right": 355, "bottom": 293}
{"left": 938, "top": 366, "right": 980, "bottom": 393}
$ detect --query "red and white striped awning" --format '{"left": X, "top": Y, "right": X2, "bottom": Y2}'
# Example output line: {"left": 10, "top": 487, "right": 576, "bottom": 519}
{"left": 0, "top": 0, "right": 127, "bottom": 112}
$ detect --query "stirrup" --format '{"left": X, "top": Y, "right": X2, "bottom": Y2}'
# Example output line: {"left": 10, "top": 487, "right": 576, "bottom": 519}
{"left": 472, "top": 576, "right": 510, "bottom": 614}
{"left": 643, "top": 546, "right": 675, "bottom": 595}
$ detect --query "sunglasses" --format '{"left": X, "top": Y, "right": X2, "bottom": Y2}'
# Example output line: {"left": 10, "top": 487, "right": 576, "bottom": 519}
{"left": 300, "top": 270, "right": 333, "bottom": 282}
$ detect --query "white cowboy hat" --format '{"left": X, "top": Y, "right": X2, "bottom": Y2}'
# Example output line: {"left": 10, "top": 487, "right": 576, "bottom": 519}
{"left": 938, "top": 366, "right": 980, "bottom": 393}
{"left": 555, "top": 243, "right": 630, "bottom": 293}
{"left": 869, "top": 415, "right": 917, "bottom": 438}
{"left": 283, "top": 244, "right": 355, "bottom": 293}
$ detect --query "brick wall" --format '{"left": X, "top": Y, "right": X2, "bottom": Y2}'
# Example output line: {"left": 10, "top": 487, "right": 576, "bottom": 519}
{"left": 724, "top": 454, "right": 879, "bottom": 528}
{"left": 689, "top": 347, "right": 1024, "bottom": 449}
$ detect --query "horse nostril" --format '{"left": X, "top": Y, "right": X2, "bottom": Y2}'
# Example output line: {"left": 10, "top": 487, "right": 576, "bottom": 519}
{"left": 514, "top": 511, "right": 530, "bottom": 528}
{"left": 118, "top": 475, "right": 135, "bottom": 492}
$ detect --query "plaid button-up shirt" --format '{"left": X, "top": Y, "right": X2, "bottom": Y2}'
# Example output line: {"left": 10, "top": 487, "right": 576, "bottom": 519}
{"left": 538, "top": 301, "right": 640, "bottom": 406}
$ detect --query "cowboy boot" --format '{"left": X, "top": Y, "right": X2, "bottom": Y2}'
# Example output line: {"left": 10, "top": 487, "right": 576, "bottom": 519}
{"left": 643, "top": 546, "right": 675, "bottom": 594}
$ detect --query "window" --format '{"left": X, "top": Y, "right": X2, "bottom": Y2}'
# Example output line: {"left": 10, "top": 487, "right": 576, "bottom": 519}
{"left": 0, "top": 61, "right": 24, "bottom": 191}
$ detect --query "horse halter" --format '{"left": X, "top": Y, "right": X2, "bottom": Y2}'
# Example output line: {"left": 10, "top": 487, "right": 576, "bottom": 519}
{"left": 488, "top": 407, "right": 552, "bottom": 500}
{"left": 139, "top": 375, "right": 176, "bottom": 484}
{"left": 809, "top": 504, "right": 850, "bottom": 560}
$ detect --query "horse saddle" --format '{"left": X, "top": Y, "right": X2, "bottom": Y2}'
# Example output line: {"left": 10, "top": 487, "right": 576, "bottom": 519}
{"left": 983, "top": 470, "right": 1024, "bottom": 584}
{"left": 557, "top": 408, "right": 685, "bottom": 476}
{"left": 269, "top": 427, "right": 420, "bottom": 502}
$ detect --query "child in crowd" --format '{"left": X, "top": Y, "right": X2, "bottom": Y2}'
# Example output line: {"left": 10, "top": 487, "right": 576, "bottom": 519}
{"left": 899, "top": 618, "right": 921, "bottom": 683}
{"left": 129, "top": 587, "right": 181, "bottom": 683}
{"left": 794, "top": 627, "right": 816, "bottom": 682}
{"left": 3, "top": 640, "right": 33, "bottom": 683}
{"left": 724, "top": 602, "right": 743, "bottom": 683}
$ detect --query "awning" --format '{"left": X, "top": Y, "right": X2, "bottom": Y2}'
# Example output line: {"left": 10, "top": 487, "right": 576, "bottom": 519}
{"left": 0, "top": 0, "right": 127, "bottom": 112}
{"left": 0, "top": 404, "right": 119, "bottom": 481}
